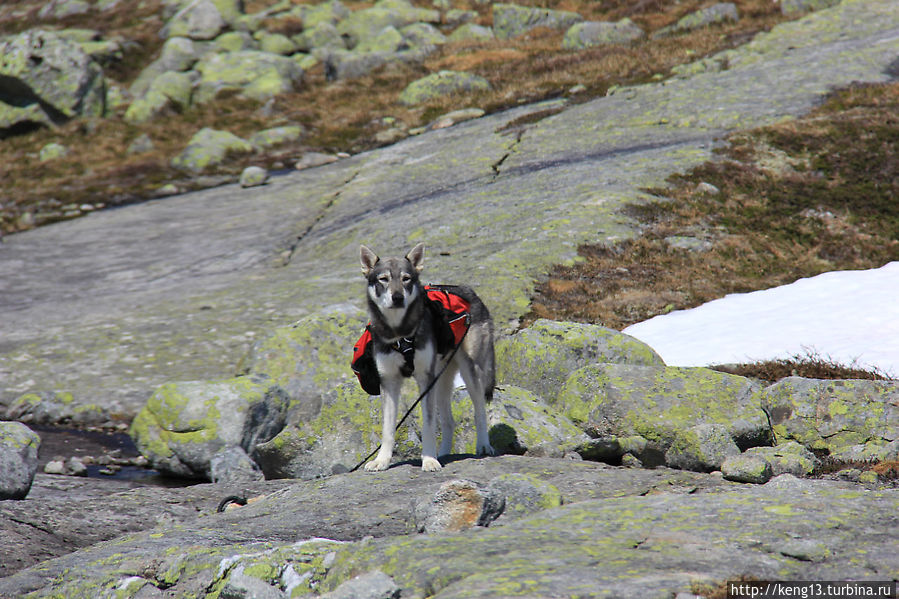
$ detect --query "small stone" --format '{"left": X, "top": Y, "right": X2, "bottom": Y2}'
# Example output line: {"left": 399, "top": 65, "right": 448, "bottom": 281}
{"left": 39, "top": 143, "right": 69, "bottom": 162}
{"left": 428, "top": 107, "right": 485, "bottom": 130}
{"left": 44, "top": 459, "right": 66, "bottom": 475}
{"left": 127, "top": 133, "right": 155, "bottom": 155}
{"left": 414, "top": 479, "right": 505, "bottom": 533}
{"left": 66, "top": 456, "right": 88, "bottom": 476}
{"left": 695, "top": 181, "right": 720, "bottom": 195}
{"left": 721, "top": 453, "right": 773, "bottom": 484}
{"left": 240, "top": 166, "right": 269, "bottom": 188}
{"left": 295, "top": 152, "right": 339, "bottom": 170}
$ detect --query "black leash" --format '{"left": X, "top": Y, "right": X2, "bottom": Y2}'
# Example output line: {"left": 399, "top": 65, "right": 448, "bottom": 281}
{"left": 349, "top": 318, "right": 471, "bottom": 473}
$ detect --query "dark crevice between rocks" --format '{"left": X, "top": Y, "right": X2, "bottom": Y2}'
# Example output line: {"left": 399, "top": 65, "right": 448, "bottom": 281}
{"left": 278, "top": 167, "right": 363, "bottom": 267}
{"left": 490, "top": 128, "right": 526, "bottom": 181}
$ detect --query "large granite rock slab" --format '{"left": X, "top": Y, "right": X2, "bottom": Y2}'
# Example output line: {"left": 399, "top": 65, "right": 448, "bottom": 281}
{"left": 3, "top": 0, "right": 899, "bottom": 427}
{"left": 1, "top": 456, "right": 896, "bottom": 597}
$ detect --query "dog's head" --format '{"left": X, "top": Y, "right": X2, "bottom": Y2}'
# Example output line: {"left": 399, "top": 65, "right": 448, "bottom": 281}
{"left": 360, "top": 243, "right": 424, "bottom": 310}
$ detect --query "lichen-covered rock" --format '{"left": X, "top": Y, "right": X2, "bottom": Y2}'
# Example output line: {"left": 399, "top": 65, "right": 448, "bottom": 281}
{"left": 781, "top": 0, "right": 841, "bottom": 15}
{"left": 401, "top": 22, "right": 447, "bottom": 50}
{"left": 249, "top": 125, "right": 305, "bottom": 149}
{"left": 337, "top": 0, "right": 440, "bottom": 49}
{"left": 664, "top": 422, "right": 741, "bottom": 472}
{"left": 242, "top": 307, "right": 368, "bottom": 411}
{"left": 256, "top": 31, "right": 298, "bottom": 56}
{"left": 485, "top": 472, "right": 563, "bottom": 521}
{"left": 759, "top": 377, "right": 899, "bottom": 459}
{"left": 562, "top": 18, "right": 645, "bottom": 50}
{"left": 129, "top": 376, "right": 289, "bottom": 480}
{"left": 0, "top": 422, "right": 40, "bottom": 500}
{"left": 398, "top": 70, "right": 490, "bottom": 106}
{"left": 194, "top": 50, "right": 304, "bottom": 104}
{"left": 4, "top": 391, "right": 106, "bottom": 427}
{"left": 293, "top": 21, "right": 346, "bottom": 52}
{"left": 449, "top": 385, "right": 589, "bottom": 457}
{"left": 492, "top": 3, "right": 583, "bottom": 40}
{"left": 210, "top": 445, "right": 266, "bottom": 484}
{"left": 445, "top": 9, "right": 477, "bottom": 27}
{"left": 743, "top": 441, "right": 818, "bottom": 477}
{"left": 38, "top": 142, "right": 69, "bottom": 162}
{"left": 557, "top": 364, "right": 771, "bottom": 470}
{"left": 324, "top": 50, "right": 395, "bottom": 81}
{"left": 653, "top": 2, "right": 739, "bottom": 38}
{"left": 721, "top": 453, "right": 773, "bottom": 484}
{"left": 170, "top": 127, "right": 254, "bottom": 172}
{"left": 321, "top": 570, "right": 400, "bottom": 599}
{"left": 161, "top": 0, "right": 227, "bottom": 40}
{"left": 496, "top": 319, "right": 664, "bottom": 404}
{"left": 0, "top": 30, "right": 106, "bottom": 127}
{"left": 356, "top": 26, "right": 405, "bottom": 53}
{"left": 129, "top": 36, "right": 200, "bottom": 98}
{"left": 447, "top": 23, "right": 495, "bottom": 43}
{"left": 124, "top": 71, "right": 193, "bottom": 124}
{"left": 38, "top": 0, "right": 92, "bottom": 18}
{"left": 213, "top": 30, "right": 258, "bottom": 53}
{"left": 413, "top": 479, "right": 505, "bottom": 533}
{"left": 290, "top": 0, "right": 351, "bottom": 29}
{"left": 240, "top": 165, "right": 269, "bottom": 188}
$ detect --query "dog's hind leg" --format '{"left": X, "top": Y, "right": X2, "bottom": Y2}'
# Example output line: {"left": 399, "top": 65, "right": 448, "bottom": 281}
{"left": 434, "top": 363, "right": 458, "bottom": 457}
{"left": 458, "top": 355, "right": 495, "bottom": 457}
{"left": 364, "top": 376, "right": 401, "bottom": 472}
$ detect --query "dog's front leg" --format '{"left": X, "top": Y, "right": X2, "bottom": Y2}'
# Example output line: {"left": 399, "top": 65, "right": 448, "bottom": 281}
{"left": 365, "top": 377, "right": 401, "bottom": 472}
{"left": 415, "top": 369, "right": 442, "bottom": 472}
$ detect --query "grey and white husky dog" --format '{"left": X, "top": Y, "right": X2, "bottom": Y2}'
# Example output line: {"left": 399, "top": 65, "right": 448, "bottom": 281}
{"left": 359, "top": 243, "right": 496, "bottom": 472}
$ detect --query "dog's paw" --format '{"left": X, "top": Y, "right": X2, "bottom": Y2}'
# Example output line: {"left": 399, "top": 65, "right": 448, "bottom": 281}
{"left": 421, "top": 456, "right": 442, "bottom": 472}
{"left": 477, "top": 442, "right": 496, "bottom": 457}
{"left": 364, "top": 457, "right": 389, "bottom": 472}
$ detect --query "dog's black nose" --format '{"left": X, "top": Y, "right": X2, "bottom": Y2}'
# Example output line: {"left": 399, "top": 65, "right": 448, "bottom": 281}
{"left": 391, "top": 292, "right": 405, "bottom": 307}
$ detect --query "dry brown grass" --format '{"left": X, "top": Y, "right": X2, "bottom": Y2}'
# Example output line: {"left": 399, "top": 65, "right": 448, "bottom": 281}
{"left": 528, "top": 81, "right": 899, "bottom": 343}
{"left": 0, "top": 0, "right": 791, "bottom": 233}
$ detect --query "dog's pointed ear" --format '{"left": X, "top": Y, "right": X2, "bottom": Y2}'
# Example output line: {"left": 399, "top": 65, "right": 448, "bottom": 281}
{"left": 406, "top": 242, "right": 425, "bottom": 273}
{"left": 360, "top": 245, "right": 379, "bottom": 276}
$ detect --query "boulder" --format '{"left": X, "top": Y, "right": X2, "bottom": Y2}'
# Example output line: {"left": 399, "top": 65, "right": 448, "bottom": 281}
{"left": 292, "top": 0, "right": 351, "bottom": 29}
{"left": 759, "top": 377, "right": 899, "bottom": 460}
{"left": 213, "top": 30, "right": 258, "bottom": 53}
{"left": 193, "top": 50, "right": 304, "bottom": 103}
{"left": 324, "top": 50, "right": 396, "bottom": 81}
{"left": 557, "top": 364, "right": 771, "bottom": 469}
{"left": 562, "top": 18, "right": 645, "bottom": 50}
{"left": 129, "top": 376, "right": 289, "bottom": 480}
{"left": 161, "top": 0, "right": 228, "bottom": 40}
{"left": 38, "top": 0, "right": 92, "bottom": 19}
{"left": 210, "top": 446, "right": 266, "bottom": 484}
{"left": 4, "top": 390, "right": 106, "bottom": 427}
{"left": 664, "top": 422, "right": 741, "bottom": 472}
{"left": 355, "top": 26, "right": 405, "bottom": 53}
{"left": 124, "top": 71, "right": 193, "bottom": 124}
{"left": 742, "top": 441, "right": 818, "bottom": 477}
{"left": 129, "top": 36, "right": 201, "bottom": 98}
{"left": 721, "top": 453, "right": 773, "bottom": 484}
{"left": 492, "top": 3, "right": 584, "bottom": 40}
{"left": 293, "top": 22, "right": 346, "bottom": 52}
{"left": 400, "top": 22, "right": 447, "bottom": 51}
{"left": 447, "top": 23, "right": 495, "bottom": 43}
{"left": 496, "top": 319, "right": 664, "bottom": 404}
{"left": 398, "top": 70, "right": 491, "bottom": 106}
{"left": 253, "top": 381, "right": 587, "bottom": 480}
{"left": 256, "top": 32, "right": 298, "bottom": 56}
{"left": 170, "top": 127, "right": 254, "bottom": 172}
{"left": 241, "top": 307, "right": 368, "bottom": 412}
{"left": 653, "top": 3, "right": 739, "bottom": 38}
{"left": 336, "top": 0, "right": 440, "bottom": 49}
{"left": 445, "top": 9, "right": 478, "bottom": 27}
{"left": 413, "top": 479, "right": 505, "bottom": 533}
{"left": 0, "top": 422, "right": 41, "bottom": 500}
{"left": 781, "top": 0, "right": 841, "bottom": 14}
{"left": 249, "top": 125, "right": 304, "bottom": 149}
{"left": 0, "top": 30, "right": 106, "bottom": 130}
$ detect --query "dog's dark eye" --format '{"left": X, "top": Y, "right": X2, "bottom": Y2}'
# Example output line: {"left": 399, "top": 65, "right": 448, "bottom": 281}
{"left": 378, "top": 275, "right": 389, "bottom": 284}
{"left": 401, "top": 274, "right": 412, "bottom": 283}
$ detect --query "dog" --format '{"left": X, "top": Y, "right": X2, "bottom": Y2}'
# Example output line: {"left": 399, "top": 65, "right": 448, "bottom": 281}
{"left": 358, "top": 243, "right": 496, "bottom": 472}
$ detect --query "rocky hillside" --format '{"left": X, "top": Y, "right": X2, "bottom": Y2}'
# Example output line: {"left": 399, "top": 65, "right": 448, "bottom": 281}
{"left": 1, "top": 0, "right": 899, "bottom": 596}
